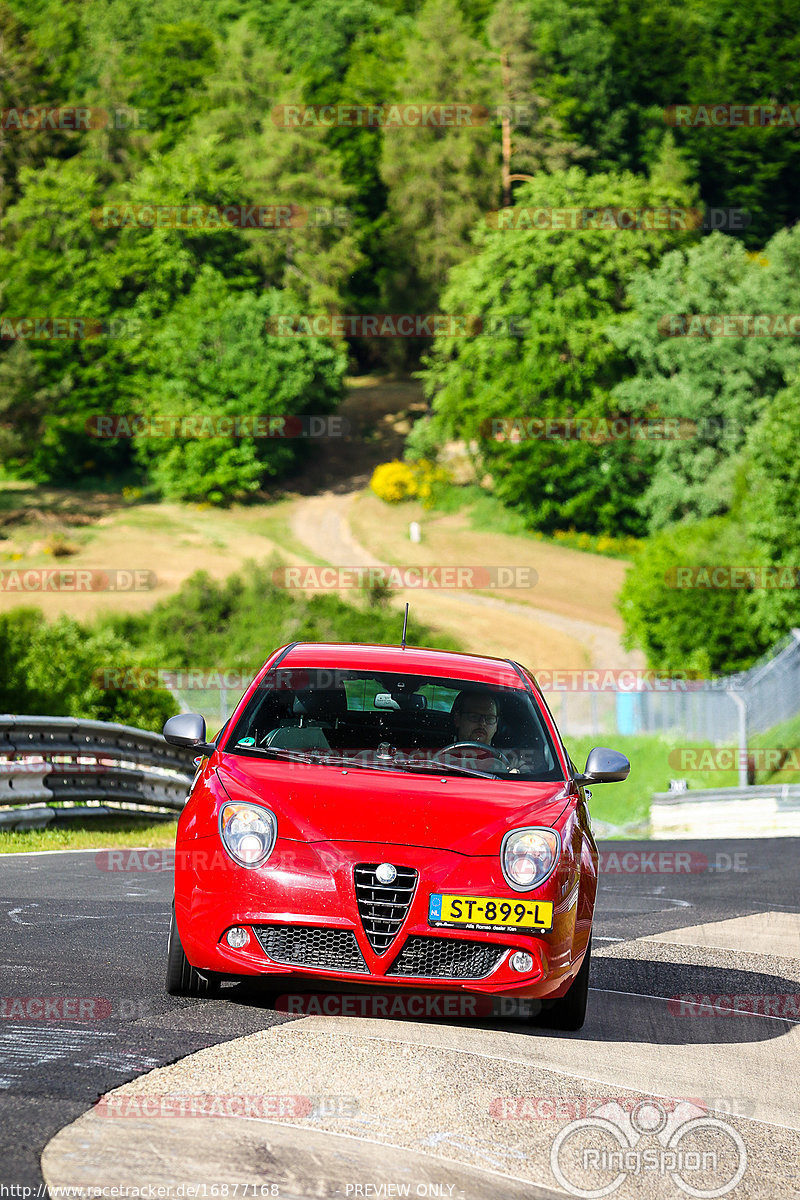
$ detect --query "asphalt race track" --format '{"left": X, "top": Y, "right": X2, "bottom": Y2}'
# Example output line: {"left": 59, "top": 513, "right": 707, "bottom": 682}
{"left": 1, "top": 838, "right": 798, "bottom": 1198}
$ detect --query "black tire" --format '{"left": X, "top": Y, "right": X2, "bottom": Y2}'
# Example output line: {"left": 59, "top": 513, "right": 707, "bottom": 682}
{"left": 537, "top": 937, "right": 592, "bottom": 1031}
{"left": 166, "top": 906, "right": 221, "bottom": 997}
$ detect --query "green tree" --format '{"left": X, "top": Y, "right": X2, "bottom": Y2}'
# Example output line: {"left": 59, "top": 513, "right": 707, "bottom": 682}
{"left": 487, "top": 0, "right": 590, "bottom": 206}
{"left": 417, "top": 166, "right": 697, "bottom": 534}
{"left": 131, "top": 269, "right": 348, "bottom": 503}
{"left": 0, "top": 157, "right": 138, "bottom": 481}
{"left": 617, "top": 516, "right": 766, "bottom": 676}
{"left": 379, "top": 0, "right": 498, "bottom": 312}
{"left": 610, "top": 226, "right": 800, "bottom": 529}
{"left": 0, "top": 3, "right": 74, "bottom": 208}
{"left": 129, "top": 21, "right": 218, "bottom": 150}
{"left": 184, "top": 21, "right": 365, "bottom": 312}
{"left": 0, "top": 609, "right": 177, "bottom": 729}
{"left": 742, "top": 374, "right": 800, "bottom": 642}
{"left": 676, "top": 0, "right": 800, "bottom": 250}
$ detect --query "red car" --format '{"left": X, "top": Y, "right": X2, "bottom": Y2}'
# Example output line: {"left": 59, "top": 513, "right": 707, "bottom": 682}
{"left": 164, "top": 641, "right": 629, "bottom": 1030}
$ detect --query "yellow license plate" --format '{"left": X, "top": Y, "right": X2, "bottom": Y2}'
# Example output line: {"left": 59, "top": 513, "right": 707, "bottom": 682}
{"left": 428, "top": 893, "right": 554, "bottom": 932}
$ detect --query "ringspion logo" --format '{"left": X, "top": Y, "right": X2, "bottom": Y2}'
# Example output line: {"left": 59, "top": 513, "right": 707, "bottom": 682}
{"left": 550, "top": 1099, "right": 746, "bottom": 1197}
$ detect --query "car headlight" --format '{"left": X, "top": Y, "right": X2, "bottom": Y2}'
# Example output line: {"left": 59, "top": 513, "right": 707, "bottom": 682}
{"left": 219, "top": 801, "right": 277, "bottom": 868}
{"left": 501, "top": 827, "right": 560, "bottom": 891}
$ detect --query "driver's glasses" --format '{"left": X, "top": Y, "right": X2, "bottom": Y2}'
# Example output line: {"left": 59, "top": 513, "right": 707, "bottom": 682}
{"left": 463, "top": 711, "right": 497, "bottom": 724}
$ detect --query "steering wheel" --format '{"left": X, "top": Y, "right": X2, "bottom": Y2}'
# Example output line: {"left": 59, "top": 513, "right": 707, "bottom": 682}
{"left": 432, "top": 741, "right": 513, "bottom": 769}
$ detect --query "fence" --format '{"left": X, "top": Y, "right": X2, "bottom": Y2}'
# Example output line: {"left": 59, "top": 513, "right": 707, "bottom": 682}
{"left": 545, "top": 630, "right": 800, "bottom": 785}
{"left": 0, "top": 715, "right": 195, "bottom": 830}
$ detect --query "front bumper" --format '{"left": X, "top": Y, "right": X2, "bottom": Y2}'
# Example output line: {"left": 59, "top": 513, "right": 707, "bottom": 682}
{"left": 175, "top": 836, "right": 589, "bottom": 999}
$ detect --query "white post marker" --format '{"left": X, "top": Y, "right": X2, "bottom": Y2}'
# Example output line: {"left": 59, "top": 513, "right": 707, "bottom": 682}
{"left": 409, "top": 521, "right": 421, "bottom": 543}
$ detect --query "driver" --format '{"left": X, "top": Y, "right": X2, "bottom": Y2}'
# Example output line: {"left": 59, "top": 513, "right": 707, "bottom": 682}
{"left": 450, "top": 690, "right": 499, "bottom": 745}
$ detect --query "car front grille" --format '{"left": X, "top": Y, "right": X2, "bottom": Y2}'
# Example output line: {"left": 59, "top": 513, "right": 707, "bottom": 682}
{"left": 253, "top": 925, "right": 368, "bottom": 973}
{"left": 354, "top": 863, "right": 418, "bottom": 953}
{"left": 387, "top": 936, "right": 508, "bottom": 979}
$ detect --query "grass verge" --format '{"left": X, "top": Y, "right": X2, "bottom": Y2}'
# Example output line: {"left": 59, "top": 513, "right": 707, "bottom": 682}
{"left": 0, "top": 815, "right": 177, "bottom": 855}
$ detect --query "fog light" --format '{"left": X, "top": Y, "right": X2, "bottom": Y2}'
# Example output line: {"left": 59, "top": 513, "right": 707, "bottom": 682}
{"left": 509, "top": 951, "right": 534, "bottom": 974}
{"left": 225, "top": 926, "right": 250, "bottom": 949}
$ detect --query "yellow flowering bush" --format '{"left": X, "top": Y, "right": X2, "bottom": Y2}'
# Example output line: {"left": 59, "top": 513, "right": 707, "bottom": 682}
{"left": 370, "top": 460, "right": 418, "bottom": 503}
{"left": 550, "top": 528, "right": 643, "bottom": 558}
{"left": 370, "top": 460, "right": 450, "bottom": 508}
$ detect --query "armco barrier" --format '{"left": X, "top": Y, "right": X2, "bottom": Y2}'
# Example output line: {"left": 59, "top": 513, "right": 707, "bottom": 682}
{"left": 0, "top": 715, "right": 195, "bottom": 827}
{"left": 651, "top": 783, "right": 800, "bottom": 839}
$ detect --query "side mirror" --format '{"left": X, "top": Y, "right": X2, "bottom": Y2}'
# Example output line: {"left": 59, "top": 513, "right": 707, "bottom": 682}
{"left": 163, "top": 712, "right": 217, "bottom": 757}
{"left": 574, "top": 746, "right": 630, "bottom": 785}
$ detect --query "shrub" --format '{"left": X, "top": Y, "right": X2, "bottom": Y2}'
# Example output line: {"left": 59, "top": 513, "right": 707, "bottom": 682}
{"left": 370, "top": 460, "right": 418, "bottom": 504}
{"left": 370, "top": 459, "right": 450, "bottom": 507}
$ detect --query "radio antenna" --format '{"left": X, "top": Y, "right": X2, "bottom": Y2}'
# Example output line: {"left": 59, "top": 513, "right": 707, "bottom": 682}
{"left": 401, "top": 602, "right": 409, "bottom": 649}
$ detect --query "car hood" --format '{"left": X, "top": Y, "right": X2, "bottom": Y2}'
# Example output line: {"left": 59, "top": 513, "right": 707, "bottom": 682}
{"left": 216, "top": 757, "right": 571, "bottom": 856}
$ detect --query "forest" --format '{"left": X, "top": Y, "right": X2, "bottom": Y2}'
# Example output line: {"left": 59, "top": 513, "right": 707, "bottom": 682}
{"left": 2, "top": 0, "right": 800, "bottom": 676}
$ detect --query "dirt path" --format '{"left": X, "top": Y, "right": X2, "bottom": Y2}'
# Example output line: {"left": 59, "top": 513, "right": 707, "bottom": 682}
{"left": 289, "top": 491, "right": 643, "bottom": 674}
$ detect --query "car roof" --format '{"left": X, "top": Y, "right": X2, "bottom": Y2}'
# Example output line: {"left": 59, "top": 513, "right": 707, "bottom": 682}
{"left": 266, "top": 641, "right": 528, "bottom": 690}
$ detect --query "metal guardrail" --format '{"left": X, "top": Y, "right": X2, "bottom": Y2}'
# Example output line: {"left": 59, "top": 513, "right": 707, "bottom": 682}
{"left": 652, "top": 783, "right": 800, "bottom": 807}
{"left": 0, "top": 716, "right": 195, "bottom": 828}
{"left": 650, "top": 783, "right": 800, "bottom": 838}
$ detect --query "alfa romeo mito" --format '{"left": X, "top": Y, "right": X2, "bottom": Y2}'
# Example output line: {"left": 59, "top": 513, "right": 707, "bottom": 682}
{"left": 164, "top": 641, "right": 629, "bottom": 1030}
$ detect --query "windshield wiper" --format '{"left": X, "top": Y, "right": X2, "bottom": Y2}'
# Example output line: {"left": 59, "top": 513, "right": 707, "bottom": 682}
{"left": 233, "top": 746, "right": 411, "bottom": 773}
{"left": 231, "top": 746, "right": 501, "bottom": 779}
{"left": 230, "top": 745, "right": 324, "bottom": 765}
{"left": 397, "top": 759, "right": 501, "bottom": 780}
{"left": 314, "top": 751, "right": 501, "bottom": 779}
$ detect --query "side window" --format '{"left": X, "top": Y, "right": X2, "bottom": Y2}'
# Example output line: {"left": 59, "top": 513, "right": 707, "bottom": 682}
{"left": 417, "top": 684, "right": 458, "bottom": 712}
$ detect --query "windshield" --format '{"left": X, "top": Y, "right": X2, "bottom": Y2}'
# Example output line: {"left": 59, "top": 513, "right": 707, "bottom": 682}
{"left": 223, "top": 667, "right": 565, "bottom": 782}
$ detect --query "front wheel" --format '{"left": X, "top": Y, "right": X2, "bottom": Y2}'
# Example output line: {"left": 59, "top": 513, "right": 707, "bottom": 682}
{"left": 166, "top": 906, "right": 221, "bottom": 997}
{"left": 536, "top": 936, "right": 591, "bottom": 1031}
